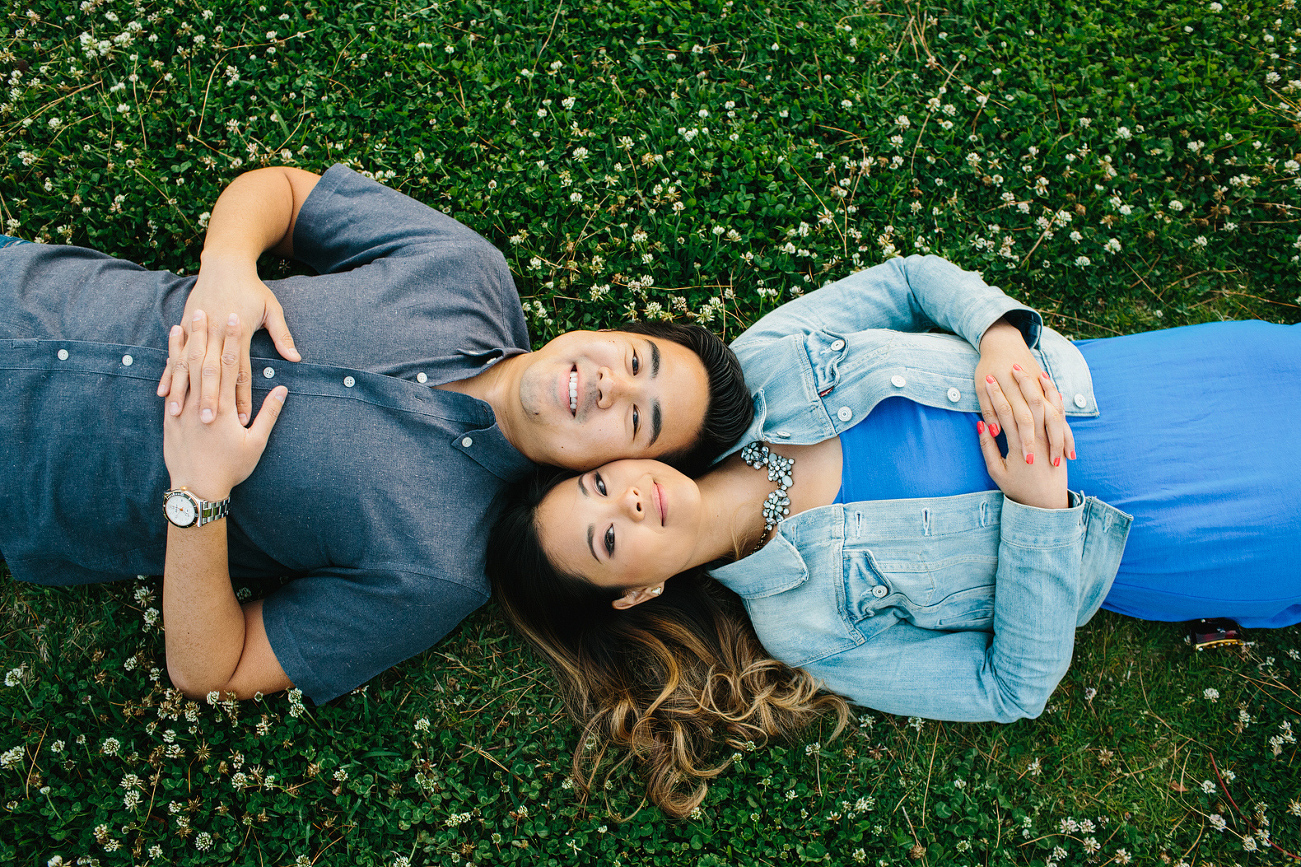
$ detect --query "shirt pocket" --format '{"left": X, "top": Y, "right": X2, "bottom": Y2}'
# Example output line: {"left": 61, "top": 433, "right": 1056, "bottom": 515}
{"left": 739, "top": 535, "right": 862, "bottom": 668}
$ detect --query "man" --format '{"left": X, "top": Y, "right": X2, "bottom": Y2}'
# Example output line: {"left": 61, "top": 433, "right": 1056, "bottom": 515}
{"left": 0, "top": 165, "right": 751, "bottom": 704}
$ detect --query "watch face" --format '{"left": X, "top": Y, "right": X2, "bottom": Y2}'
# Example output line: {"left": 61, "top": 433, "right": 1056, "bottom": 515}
{"left": 165, "top": 492, "right": 198, "bottom": 527}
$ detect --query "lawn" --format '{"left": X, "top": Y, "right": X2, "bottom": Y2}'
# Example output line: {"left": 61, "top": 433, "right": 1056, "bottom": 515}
{"left": 2, "top": 0, "right": 1300, "bottom": 864}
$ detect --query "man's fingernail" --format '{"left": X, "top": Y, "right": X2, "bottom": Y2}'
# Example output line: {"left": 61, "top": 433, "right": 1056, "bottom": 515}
{"left": 239, "top": 413, "right": 249, "bottom": 426}
{"left": 171, "top": 325, "right": 182, "bottom": 337}
{"left": 192, "top": 310, "right": 204, "bottom": 322}
{"left": 228, "top": 313, "right": 239, "bottom": 326}
{"left": 200, "top": 408, "right": 214, "bottom": 423}
{"left": 1053, "top": 456, "right": 1061, "bottom": 467}
{"left": 1026, "top": 453, "right": 1034, "bottom": 465}
{"left": 168, "top": 402, "right": 180, "bottom": 416}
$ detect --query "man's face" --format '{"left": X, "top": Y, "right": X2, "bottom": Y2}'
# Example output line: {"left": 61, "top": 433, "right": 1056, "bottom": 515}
{"left": 504, "top": 330, "right": 710, "bottom": 470}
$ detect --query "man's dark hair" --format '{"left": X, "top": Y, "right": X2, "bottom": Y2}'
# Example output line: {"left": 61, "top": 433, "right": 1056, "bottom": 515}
{"left": 616, "top": 321, "right": 753, "bottom": 474}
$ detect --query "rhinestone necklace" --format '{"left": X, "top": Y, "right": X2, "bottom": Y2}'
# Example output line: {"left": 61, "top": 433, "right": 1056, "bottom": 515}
{"left": 740, "top": 441, "right": 795, "bottom": 551}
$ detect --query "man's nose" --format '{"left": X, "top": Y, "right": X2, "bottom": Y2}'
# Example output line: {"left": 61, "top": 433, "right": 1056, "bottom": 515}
{"left": 619, "top": 484, "right": 645, "bottom": 521}
{"left": 596, "top": 367, "right": 635, "bottom": 409}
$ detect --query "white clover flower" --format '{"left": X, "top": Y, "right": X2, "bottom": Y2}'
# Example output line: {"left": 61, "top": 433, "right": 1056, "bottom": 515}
{"left": 1204, "top": 687, "right": 1220, "bottom": 701}
{"left": 1104, "top": 238, "right": 1122, "bottom": 253}
{"left": 4, "top": 667, "right": 24, "bottom": 687}
{"left": 1082, "top": 837, "right": 1100, "bottom": 854}
{"left": 1209, "top": 1, "right": 1222, "bottom": 10}
{"left": 100, "top": 737, "right": 121, "bottom": 756}
{"left": 1075, "top": 255, "right": 1091, "bottom": 267}
{"left": 1169, "top": 199, "right": 1185, "bottom": 212}
{"left": 0, "top": 745, "right": 24, "bottom": 768}
{"left": 569, "top": 192, "right": 583, "bottom": 204}
{"left": 1209, "top": 813, "right": 1227, "bottom": 831}
{"left": 896, "top": 114, "right": 911, "bottom": 128}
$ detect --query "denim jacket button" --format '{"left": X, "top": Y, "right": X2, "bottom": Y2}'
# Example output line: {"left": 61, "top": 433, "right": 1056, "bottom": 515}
{"left": 416, "top": 372, "right": 428, "bottom": 384}
{"left": 872, "top": 585, "right": 888, "bottom": 598}
{"left": 890, "top": 374, "right": 907, "bottom": 388}
{"left": 774, "top": 430, "right": 791, "bottom": 438}
{"left": 837, "top": 406, "right": 853, "bottom": 422}
{"left": 57, "top": 348, "right": 69, "bottom": 361}
{"left": 830, "top": 339, "right": 846, "bottom": 351}
{"left": 1074, "top": 393, "right": 1087, "bottom": 408}
{"left": 947, "top": 386, "right": 961, "bottom": 402}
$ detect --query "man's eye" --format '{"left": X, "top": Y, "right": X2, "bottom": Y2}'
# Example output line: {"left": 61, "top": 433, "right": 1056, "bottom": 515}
{"left": 632, "top": 407, "right": 640, "bottom": 437}
{"left": 604, "top": 526, "right": 615, "bottom": 556}
{"left": 594, "top": 472, "right": 607, "bottom": 496}
{"left": 632, "top": 350, "right": 640, "bottom": 375}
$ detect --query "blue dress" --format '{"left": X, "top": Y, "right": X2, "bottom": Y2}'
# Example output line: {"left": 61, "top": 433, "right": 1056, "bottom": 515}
{"left": 835, "top": 321, "right": 1301, "bottom": 628}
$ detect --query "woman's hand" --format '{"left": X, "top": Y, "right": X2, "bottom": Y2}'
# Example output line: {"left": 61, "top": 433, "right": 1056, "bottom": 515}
{"left": 977, "top": 367, "right": 1070, "bottom": 510}
{"left": 975, "top": 319, "right": 1076, "bottom": 467}
{"left": 162, "top": 310, "right": 288, "bottom": 500}
{"left": 157, "top": 256, "right": 299, "bottom": 427}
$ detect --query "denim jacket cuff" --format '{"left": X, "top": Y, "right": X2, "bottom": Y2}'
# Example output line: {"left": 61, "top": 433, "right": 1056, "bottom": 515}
{"left": 997, "top": 491, "right": 1087, "bottom": 549}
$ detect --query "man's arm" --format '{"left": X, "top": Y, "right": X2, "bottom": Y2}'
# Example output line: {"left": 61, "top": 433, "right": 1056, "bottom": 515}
{"left": 161, "top": 310, "right": 292, "bottom": 698}
{"left": 159, "top": 167, "right": 320, "bottom": 427}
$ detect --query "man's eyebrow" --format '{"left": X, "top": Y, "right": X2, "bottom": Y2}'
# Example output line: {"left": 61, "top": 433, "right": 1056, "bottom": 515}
{"left": 649, "top": 402, "right": 662, "bottom": 447}
{"left": 586, "top": 525, "right": 598, "bottom": 562}
{"left": 648, "top": 340, "right": 660, "bottom": 377}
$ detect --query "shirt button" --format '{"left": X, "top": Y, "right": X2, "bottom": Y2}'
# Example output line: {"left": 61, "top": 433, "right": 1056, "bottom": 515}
{"left": 343, "top": 375, "right": 356, "bottom": 388}
{"left": 262, "top": 366, "right": 276, "bottom": 379}
{"left": 121, "top": 354, "right": 134, "bottom": 366}
{"left": 837, "top": 406, "right": 853, "bottom": 422}
{"left": 774, "top": 430, "right": 791, "bottom": 439}
{"left": 1073, "top": 393, "right": 1087, "bottom": 409}
{"left": 829, "top": 339, "right": 846, "bottom": 351}
{"left": 56, "top": 349, "right": 69, "bottom": 361}
{"left": 416, "top": 372, "right": 428, "bottom": 384}
{"left": 890, "top": 374, "right": 907, "bottom": 388}
{"left": 872, "top": 585, "right": 888, "bottom": 598}
{"left": 461, "top": 437, "right": 474, "bottom": 448}
{"left": 947, "top": 387, "right": 961, "bottom": 403}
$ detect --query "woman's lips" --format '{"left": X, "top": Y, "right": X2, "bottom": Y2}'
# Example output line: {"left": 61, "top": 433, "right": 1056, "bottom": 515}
{"left": 654, "top": 482, "right": 666, "bottom": 525}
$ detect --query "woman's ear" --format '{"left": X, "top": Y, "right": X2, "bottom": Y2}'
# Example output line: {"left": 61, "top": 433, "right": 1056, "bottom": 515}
{"left": 611, "top": 583, "right": 665, "bottom": 610}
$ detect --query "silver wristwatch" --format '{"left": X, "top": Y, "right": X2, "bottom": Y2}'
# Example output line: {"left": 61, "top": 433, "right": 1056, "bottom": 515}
{"left": 163, "top": 487, "right": 230, "bottom": 528}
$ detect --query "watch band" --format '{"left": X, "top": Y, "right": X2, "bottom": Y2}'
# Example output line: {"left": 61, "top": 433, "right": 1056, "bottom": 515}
{"left": 195, "top": 497, "right": 230, "bottom": 526}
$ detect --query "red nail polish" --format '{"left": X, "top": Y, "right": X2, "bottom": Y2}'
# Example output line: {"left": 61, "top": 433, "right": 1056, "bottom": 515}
{"left": 1013, "top": 364, "right": 1022, "bottom": 371}
{"left": 1053, "top": 456, "right": 1061, "bottom": 467}
{"left": 977, "top": 420, "right": 985, "bottom": 434}
{"left": 1069, "top": 449, "right": 1076, "bottom": 460}
{"left": 986, "top": 374, "right": 996, "bottom": 384}
{"left": 1026, "top": 453, "right": 1034, "bottom": 465}
{"left": 990, "top": 422, "right": 1000, "bottom": 437}
{"left": 1040, "top": 371, "right": 1050, "bottom": 379}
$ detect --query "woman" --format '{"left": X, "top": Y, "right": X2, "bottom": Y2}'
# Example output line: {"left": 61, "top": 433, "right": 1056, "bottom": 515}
{"left": 487, "top": 255, "right": 1301, "bottom": 815}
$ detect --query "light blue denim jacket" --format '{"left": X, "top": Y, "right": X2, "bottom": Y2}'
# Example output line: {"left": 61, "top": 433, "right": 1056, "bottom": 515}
{"left": 711, "top": 255, "right": 1133, "bottom": 722}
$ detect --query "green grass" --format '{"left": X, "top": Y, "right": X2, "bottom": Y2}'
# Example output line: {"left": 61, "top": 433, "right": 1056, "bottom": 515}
{"left": 3, "top": 0, "right": 1300, "bottom": 864}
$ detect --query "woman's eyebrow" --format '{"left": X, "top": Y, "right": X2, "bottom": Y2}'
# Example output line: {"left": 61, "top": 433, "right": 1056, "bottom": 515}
{"left": 577, "top": 476, "right": 588, "bottom": 497}
{"left": 586, "top": 525, "right": 599, "bottom": 562}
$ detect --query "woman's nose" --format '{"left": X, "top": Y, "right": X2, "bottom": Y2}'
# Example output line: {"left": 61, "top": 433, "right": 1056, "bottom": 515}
{"left": 619, "top": 484, "right": 645, "bottom": 520}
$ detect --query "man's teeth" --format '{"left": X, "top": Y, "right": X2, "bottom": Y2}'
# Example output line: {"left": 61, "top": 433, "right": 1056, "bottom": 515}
{"left": 569, "top": 370, "right": 578, "bottom": 412}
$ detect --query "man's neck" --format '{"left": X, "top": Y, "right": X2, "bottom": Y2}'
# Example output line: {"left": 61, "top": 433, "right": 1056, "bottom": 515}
{"left": 435, "top": 353, "right": 525, "bottom": 449}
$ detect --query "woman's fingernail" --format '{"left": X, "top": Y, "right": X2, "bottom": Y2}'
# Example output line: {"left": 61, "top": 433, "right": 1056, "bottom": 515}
{"left": 200, "top": 408, "right": 214, "bottom": 423}
{"left": 986, "top": 374, "right": 996, "bottom": 384}
{"left": 168, "top": 402, "right": 180, "bottom": 416}
{"left": 1026, "top": 453, "right": 1035, "bottom": 465}
{"left": 977, "top": 420, "right": 986, "bottom": 435}
{"left": 1053, "top": 456, "right": 1061, "bottom": 467}
{"left": 1040, "top": 371, "right": 1050, "bottom": 379}
{"left": 238, "top": 413, "right": 249, "bottom": 426}
{"left": 990, "top": 422, "right": 1000, "bottom": 437}
{"left": 1013, "top": 364, "right": 1022, "bottom": 371}
{"left": 1069, "top": 449, "right": 1076, "bottom": 460}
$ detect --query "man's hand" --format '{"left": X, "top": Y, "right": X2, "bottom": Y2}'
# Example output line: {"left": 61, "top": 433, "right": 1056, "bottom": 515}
{"left": 158, "top": 259, "right": 299, "bottom": 426}
{"left": 162, "top": 310, "right": 288, "bottom": 499}
{"left": 975, "top": 318, "right": 1076, "bottom": 468}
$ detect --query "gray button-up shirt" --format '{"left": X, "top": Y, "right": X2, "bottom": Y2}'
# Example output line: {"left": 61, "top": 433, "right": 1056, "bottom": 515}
{"left": 0, "top": 166, "right": 532, "bottom": 703}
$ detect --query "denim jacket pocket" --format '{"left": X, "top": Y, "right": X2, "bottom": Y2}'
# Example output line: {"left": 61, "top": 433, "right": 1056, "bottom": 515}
{"left": 732, "top": 535, "right": 862, "bottom": 667}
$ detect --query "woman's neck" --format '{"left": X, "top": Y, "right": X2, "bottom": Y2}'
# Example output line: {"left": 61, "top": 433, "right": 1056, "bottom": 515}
{"left": 689, "top": 438, "right": 844, "bottom": 568}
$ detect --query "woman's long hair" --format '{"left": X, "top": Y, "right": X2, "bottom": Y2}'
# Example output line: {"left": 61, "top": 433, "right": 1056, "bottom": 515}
{"left": 486, "top": 470, "right": 850, "bottom": 818}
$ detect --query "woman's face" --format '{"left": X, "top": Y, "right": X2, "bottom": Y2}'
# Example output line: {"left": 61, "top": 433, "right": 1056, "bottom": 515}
{"left": 534, "top": 459, "right": 704, "bottom": 590}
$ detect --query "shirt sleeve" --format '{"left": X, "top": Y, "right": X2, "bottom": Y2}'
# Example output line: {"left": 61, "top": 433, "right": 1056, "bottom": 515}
{"left": 801, "top": 493, "right": 1092, "bottom": 723}
{"left": 290, "top": 164, "right": 501, "bottom": 275}
{"left": 259, "top": 564, "right": 488, "bottom": 704}
{"left": 732, "top": 255, "right": 1041, "bottom": 354}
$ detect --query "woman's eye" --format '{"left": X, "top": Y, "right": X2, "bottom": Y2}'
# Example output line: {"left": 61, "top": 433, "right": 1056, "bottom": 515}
{"left": 631, "top": 350, "right": 640, "bottom": 375}
{"left": 604, "top": 526, "right": 615, "bottom": 556}
{"left": 632, "top": 407, "right": 640, "bottom": 436}
{"left": 594, "top": 472, "right": 607, "bottom": 496}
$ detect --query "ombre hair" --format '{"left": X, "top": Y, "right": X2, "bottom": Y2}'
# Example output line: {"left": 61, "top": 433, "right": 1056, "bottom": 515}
{"left": 487, "top": 470, "right": 850, "bottom": 817}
